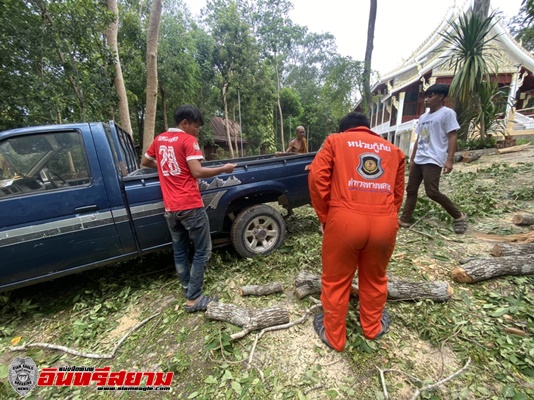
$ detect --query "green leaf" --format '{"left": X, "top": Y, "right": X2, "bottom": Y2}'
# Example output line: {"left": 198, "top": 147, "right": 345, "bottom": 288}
{"left": 325, "top": 389, "right": 339, "bottom": 398}
{"left": 0, "top": 364, "right": 8, "bottom": 379}
{"left": 512, "top": 393, "right": 529, "bottom": 400}
{"left": 231, "top": 380, "right": 242, "bottom": 395}
{"left": 204, "top": 375, "right": 218, "bottom": 384}
{"left": 432, "top": 254, "right": 451, "bottom": 262}
{"left": 490, "top": 307, "right": 509, "bottom": 317}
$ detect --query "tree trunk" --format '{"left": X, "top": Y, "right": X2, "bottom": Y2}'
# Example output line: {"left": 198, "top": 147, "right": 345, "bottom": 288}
{"left": 473, "top": 0, "right": 490, "bottom": 18}
{"left": 240, "top": 283, "right": 283, "bottom": 296}
{"left": 274, "top": 54, "right": 284, "bottom": 151}
{"left": 512, "top": 214, "right": 534, "bottom": 226}
{"left": 451, "top": 255, "right": 534, "bottom": 283}
{"left": 294, "top": 271, "right": 452, "bottom": 302}
{"left": 105, "top": 0, "right": 133, "bottom": 138}
{"left": 222, "top": 82, "right": 235, "bottom": 158}
{"left": 160, "top": 85, "right": 168, "bottom": 131}
{"left": 490, "top": 243, "right": 534, "bottom": 257}
{"left": 142, "top": 0, "right": 163, "bottom": 154}
{"left": 205, "top": 303, "right": 289, "bottom": 331}
{"left": 361, "top": 0, "right": 377, "bottom": 116}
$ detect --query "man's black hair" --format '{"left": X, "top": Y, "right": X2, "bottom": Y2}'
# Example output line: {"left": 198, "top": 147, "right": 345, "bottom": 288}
{"left": 338, "top": 112, "right": 370, "bottom": 132}
{"left": 424, "top": 83, "right": 449, "bottom": 98}
{"left": 174, "top": 105, "right": 204, "bottom": 126}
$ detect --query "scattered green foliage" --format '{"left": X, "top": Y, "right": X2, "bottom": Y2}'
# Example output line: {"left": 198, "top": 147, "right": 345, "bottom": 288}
{"left": 1, "top": 154, "right": 534, "bottom": 399}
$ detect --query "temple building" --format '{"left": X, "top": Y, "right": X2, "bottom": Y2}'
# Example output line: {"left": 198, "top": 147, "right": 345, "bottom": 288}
{"left": 367, "top": 0, "right": 534, "bottom": 156}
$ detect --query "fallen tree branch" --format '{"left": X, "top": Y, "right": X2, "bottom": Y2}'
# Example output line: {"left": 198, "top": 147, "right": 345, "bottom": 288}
{"left": 378, "top": 358, "right": 471, "bottom": 400}
{"left": 410, "top": 358, "right": 471, "bottom": 400}
{"left": 497, "top": 143, "right": 531, "bottom": 154}
{"left": 10, "top": 313, "right": 159, "bottom": 359}
{"left": 295, "top": 271, "right": 452, "bottom": 302}
{"left": 239, "top": 282, "right": 283, "bottom": 296}
{"left": 474, "top": 231, "right": 534, "bottom": 244}
{"left": 452, "top": 255, "right": 534, "bottom": 283}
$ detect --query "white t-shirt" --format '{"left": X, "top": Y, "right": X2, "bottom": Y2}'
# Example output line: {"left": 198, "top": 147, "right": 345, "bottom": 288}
{"left": 414, "top": 106, "right": 460, "bottom": 167}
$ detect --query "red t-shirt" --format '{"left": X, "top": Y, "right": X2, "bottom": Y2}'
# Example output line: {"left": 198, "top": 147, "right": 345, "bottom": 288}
{"left": 145, "top": 128, "right": 204, "bottom": 212}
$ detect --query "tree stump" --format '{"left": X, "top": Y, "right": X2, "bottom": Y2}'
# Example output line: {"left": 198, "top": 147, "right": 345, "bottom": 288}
{"left": 206, "top": 302, "right": 289, "bottom": 332}
{"left": 490, "top": 243, "right": 534, "bottom": 257}
{"left": 451, "top": 255, "right": 534, "bottom": 283}
{"left": 294, "top": 270, "right": 452, "bottom": 302}
{"left": 239, "top": 283, "right": 283, "bottom": 296}
{"left": 512, "top": 214, "right": 534, "bottom": 227}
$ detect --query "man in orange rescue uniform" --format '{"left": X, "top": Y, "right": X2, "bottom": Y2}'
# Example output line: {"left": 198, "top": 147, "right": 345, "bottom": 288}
{"left": 308, "top": 112, "right": 405, "bottom": 351}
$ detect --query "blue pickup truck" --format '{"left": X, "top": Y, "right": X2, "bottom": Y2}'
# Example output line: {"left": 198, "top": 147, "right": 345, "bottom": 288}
{"left": 0, "top": 122, "right": 314, "bottom": 292}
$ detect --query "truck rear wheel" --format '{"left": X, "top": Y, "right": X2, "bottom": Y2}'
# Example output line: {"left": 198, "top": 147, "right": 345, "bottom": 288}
{"left": 231, "top": 204, "right": 286, "bottom": 258}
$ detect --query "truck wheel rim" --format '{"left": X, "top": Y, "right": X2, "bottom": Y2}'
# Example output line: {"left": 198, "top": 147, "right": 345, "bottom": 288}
{"left": 243, "top": 216, "right": 279, "bottom": 252}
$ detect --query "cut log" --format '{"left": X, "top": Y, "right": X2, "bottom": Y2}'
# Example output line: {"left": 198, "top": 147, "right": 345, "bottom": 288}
{"left": 461, "top": 152, "right": 481, "bottom": 163}
{"left": 451, "top": 255, "right": 534, "bottom": 283}
{"left": 294, "top": 270, "right": 323, "bottom": 299}
{"left": 294, "top": 270, "right": 452, "bottom": 302}
{"left": 453, "top": 153, "right": 463, "bottom": 163}
{"left": 239, "top": 283, "right": 283, "bottom": 296}
{"left": 205, "top": 302, "right": 289, "bottom": 332}
{"left": 512, "top": 214, "right": 534, "bottom": 226}
{"left": 490, "top": 243, "right": 534, "bottom": 257}
{"left": 497, "top": 143, "right": 531, "bottom": 154}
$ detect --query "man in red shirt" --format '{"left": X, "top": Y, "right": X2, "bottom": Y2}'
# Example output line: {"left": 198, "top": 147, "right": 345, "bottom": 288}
{"left": 142, "top": 105, "right": 235, "bottom": 312}
{"left": 308, "top": 112, "right": 405, "bottom": 351}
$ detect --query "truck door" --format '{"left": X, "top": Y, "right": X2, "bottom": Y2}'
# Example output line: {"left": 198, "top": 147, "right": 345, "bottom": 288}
{"left": 0, "top": 125, "right": 123, "bottom": 291}
{"left": 107, "top": 122, "right": 171, "bottom": 253}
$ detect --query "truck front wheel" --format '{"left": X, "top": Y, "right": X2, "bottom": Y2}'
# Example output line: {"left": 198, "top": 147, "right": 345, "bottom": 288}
{"left": 231, "top": 204, "right": 286, "bottom": 258}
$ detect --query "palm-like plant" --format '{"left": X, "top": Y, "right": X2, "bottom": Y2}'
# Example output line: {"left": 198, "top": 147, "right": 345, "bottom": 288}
{"left": 440, "top": 11, "right": 501, "bottom": 141}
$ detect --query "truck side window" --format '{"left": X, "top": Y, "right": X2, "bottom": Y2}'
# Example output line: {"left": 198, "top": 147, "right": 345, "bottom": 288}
{"left": 0, "top": 131, "right": 91, "bottom": 198}
{"left": 104, "top": 124, "right": 138, "bottom": 176}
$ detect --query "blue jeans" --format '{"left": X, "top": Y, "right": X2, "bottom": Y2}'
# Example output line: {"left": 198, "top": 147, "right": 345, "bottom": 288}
{"left": 164, "top": 208, "right": 212, "bottom": 301}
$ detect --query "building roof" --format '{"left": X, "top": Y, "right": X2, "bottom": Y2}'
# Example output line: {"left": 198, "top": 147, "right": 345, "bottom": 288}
{"left": 373, "top": 0, "right": 534, "bottom": 101}
{"left": 209, "top": 116, "right": 247, "bottom": 144}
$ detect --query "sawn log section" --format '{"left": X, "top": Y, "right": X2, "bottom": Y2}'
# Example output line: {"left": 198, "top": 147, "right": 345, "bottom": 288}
{"left": 206, "top": 303, "right": 289, "bottom": 333}
{"left": 294, "top": 270, "right": 452, "bottom": 302}
{"left": 452, "top": 255, "right": 534, "bottom": 283}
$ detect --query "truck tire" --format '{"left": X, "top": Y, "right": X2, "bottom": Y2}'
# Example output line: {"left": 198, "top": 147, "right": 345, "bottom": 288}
{"left": 231, "top": 204, "right": 286, "bottom": 258}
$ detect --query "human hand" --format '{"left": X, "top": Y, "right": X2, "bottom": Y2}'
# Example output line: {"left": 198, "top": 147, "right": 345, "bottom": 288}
{"left": 224, "top": 163, "right": 237, "bottom": 173}
{"left": 320, "top": 222, "right": 325, "bottom": 234}
{"left": 443, "top": 160, "right": 453, "bottom": 174}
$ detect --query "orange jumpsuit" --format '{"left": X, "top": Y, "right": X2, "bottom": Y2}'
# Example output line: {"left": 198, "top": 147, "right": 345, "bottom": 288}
{"left": 308, "top": 127, "right": 405, "bottom": 351}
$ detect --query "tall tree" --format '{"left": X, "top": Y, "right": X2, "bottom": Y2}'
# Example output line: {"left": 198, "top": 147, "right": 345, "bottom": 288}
{"left": 205, "top": 0, "right": 255, "bottom": 158}
{"left": 361, "top": 0, "right": 377, "bottom": 116}
{"left": 249, "top": 0, "right": 295, "bottom": 151}
{"left": 0, "top": 0, "right": 115, "bottom": 129}
{"left": 106, "top": 0, "right": 133, "bottom": 137}
{"left": 142, "top": 0, "right": 163, "bottom": 153}
{"left": 509, "top": 1, "right": 534, "bottom": 52}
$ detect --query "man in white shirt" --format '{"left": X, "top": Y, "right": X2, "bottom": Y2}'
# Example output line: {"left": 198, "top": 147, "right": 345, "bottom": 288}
{"left": 399, "top": 84, "right": 467, "bottom": 234}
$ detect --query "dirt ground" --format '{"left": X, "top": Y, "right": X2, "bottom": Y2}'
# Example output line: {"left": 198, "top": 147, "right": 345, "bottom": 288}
{"left": 1, "top": 145, "right": 532, "bottom": 399}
